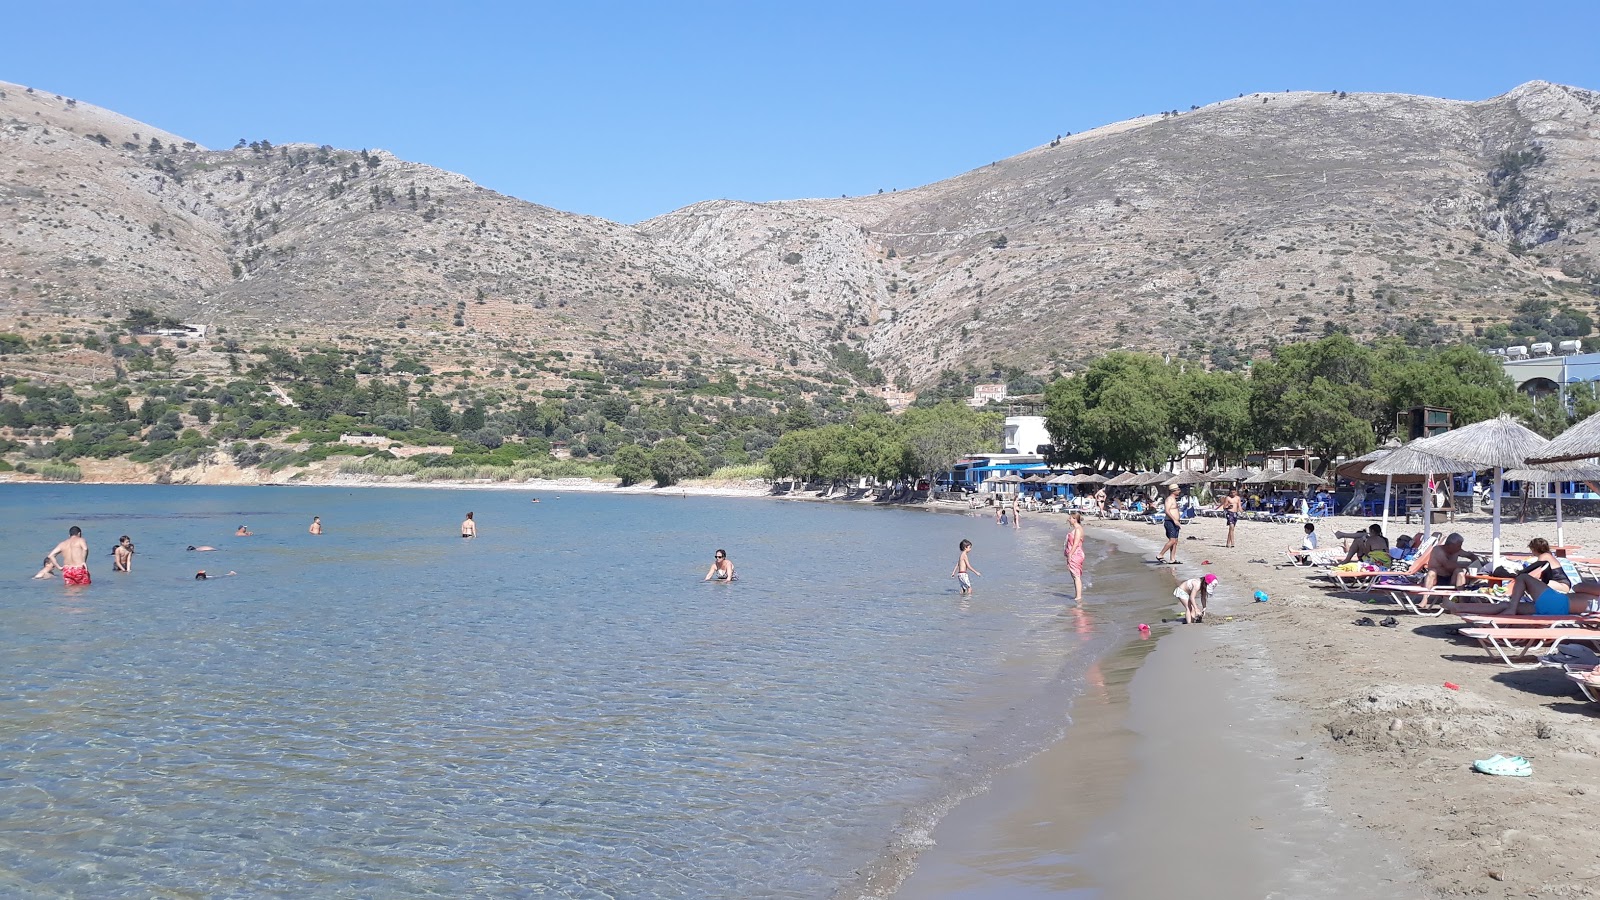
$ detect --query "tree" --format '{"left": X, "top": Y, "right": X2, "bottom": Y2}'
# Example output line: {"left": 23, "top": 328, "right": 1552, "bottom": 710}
{"left": 1044, "top": 353, "right": 1185, "bottom": 469}
{"left": 1183, "top": 369, "right": 1253, "bottom": 465}
{"left": 1378, "top": 343, "right": 1521, "bottom": 433}
{"left": 1249, "top": 335, "right": 1381, "bottom": 468}
{"left": 902, "top": 402, "right": 999, "bottom": 491}
{"left": 613, "top": 444, "right": 651, "bottom": 486}
{"left": 648, "top": 439, "right": 708, "bottom": 487}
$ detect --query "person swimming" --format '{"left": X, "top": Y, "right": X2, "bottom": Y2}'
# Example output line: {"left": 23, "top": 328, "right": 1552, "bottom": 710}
{"left": 187, "top": 546, "right": 218, "bottom": 552}
{"left": 32, "top": 556, "right": 58, "bottom": 579}
{"left": 235, "top": 525, "right": 252, "bottom": 536}
{"left": 703, "top": 549, "right": 736, "bottom": 582}
{"left": 195, "top": 570, "right": 237, "bottom": 580}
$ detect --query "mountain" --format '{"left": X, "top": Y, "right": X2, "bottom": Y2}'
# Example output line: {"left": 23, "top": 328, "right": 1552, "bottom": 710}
{"left": 4, "top": 78, "right": 1600, "bottom": 390}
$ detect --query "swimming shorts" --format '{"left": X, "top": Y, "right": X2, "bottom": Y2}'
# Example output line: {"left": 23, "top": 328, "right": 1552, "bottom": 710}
{"left": 1225, "top": 511, "right": 1238, "bottom": 527}
{"left": 62, "top": 566, "right": 90, "bottom": 586}
{"left": 1534, "top": 586, "right": 1570, "bottom": 616}
{"left": 1163, "top": 519, "right": 1181, "bottom": 539}
{"left": 957, "top": 573, "right": 972, "bottom": 589}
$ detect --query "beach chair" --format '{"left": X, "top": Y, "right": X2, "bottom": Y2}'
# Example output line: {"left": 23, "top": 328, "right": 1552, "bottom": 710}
{"left": 1370, "top": 584, "right": 1486, "bottom": 617}
{"left": 1458, "top": 627, "right": 1600, "bottom": 669}
{"left": 1322, "top": 535, "right": 1440, "bottom": 594}
{"left": 1457, "top": 613, "right": 1599, "bottom": 628}
{"left": 1566, "top": 669, "right": 1600, "bottom": 702}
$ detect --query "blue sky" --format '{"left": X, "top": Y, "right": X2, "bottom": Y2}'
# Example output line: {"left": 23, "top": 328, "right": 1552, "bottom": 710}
{"left": 6, "top": 1, "right": 1598, "bottom": 223}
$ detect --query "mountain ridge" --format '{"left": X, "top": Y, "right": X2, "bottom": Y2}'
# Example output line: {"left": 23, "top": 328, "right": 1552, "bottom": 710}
{"left": 4, "top": 78, "right": 1599, "bottom": 389}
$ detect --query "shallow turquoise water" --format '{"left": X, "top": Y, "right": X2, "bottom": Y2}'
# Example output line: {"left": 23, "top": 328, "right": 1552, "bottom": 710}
{"left": 0, "top": 485, "right": 1141, "bottom": 898}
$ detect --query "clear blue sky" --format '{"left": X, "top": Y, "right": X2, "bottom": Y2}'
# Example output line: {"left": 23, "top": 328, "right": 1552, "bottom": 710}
{"left": 7, "top": 1, "right": 1598, "bottom": 223}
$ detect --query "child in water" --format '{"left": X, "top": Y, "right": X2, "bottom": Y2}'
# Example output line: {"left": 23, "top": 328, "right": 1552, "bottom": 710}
{"left": 952, "top": 539, "right": 981, "bottom": 595}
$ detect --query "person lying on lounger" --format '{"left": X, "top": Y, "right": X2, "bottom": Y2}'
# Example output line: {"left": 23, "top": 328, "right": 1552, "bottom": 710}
{"left": 1501, "top": 538, "right": 1600, "bottom": 615}
{"left": 1337, "top": 524, "right": 1389, "bottom": 564}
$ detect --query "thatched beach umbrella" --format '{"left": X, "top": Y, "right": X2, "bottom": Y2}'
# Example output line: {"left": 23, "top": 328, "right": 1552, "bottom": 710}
{"left": 1408, "top": 415, "right": 1551, "bottom": 566}
{"left": 1267, "top": 468, "right": 1328, "bottom": 487}
{"left": 1103, "top": 472, "right": 1137, "bottom": 487}
{"left": 1365, "top": 444, "right": 1477, "bottom": 537}
{"left": 1073, "top": 472, "right": 1109, "bottom": 484}
{"left": 1216, "top": 466, "right": 1256, "bottom": 482}
{"left": 1242, "top": 469, "right": 1281, "bottom": 485}
{"left": 1527, "top": 410, "right": 1600, "bottom": 465}
{"left": 1164, "top": 470, "right": 1211, "bottom": 487}
{"left": 1502, "top": 464, "right": 1600, "bottom": 548}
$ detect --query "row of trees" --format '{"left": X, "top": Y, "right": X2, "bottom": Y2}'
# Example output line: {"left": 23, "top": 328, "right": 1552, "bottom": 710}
{"left": 1043, "top": 335, "right": 1570, "bottom": 471}
{"left": 763, "top": 404, "right": 1001, "bottom": 486}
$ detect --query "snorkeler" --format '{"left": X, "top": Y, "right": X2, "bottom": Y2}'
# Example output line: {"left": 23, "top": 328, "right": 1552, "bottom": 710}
{"left": 703, "top": 549, "right": 736, "bottom": 582}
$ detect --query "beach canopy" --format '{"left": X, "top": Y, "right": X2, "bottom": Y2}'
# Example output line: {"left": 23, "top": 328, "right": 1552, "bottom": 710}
{"left": 1103, "top": 472, "right": 1137, "bottom": 486}
{"left": 1023, "top": 474, "right": 1051, "bottom": 483}
{"left": 1335, "top": 444, "right": 1404, "bottom": 481}
{"left": 1134, "top": 472, "right": 1169, "bottom": 486}
{"left": 1362, "top": 443, "right": 1478, "bottom": 536}
{"left": 990, "top": 473, "right": 1023, "bottom": 484}
{"left": 1407, "top": 415, "right": 1552, "bottom": 566}
{"left": 1046, "top": 473, "right": 1077, "bottom": 485}
{"left": 1073, "top": 472, "right": 1109, "bottom": 484}
{"left": 1163, "top": 470, "right": 1211, "bottom": 486}
{"left": 1527, "top": 410, "right": 1600, "bottom": 465}
{"left": 1503, "top": 464, "right": 1600, "bottom": 547}
{"left": 1215, "top": 466, "right": 1256, "bottom": 482}
{"left": 1243, "top": 468, "right": 1321, "bottom": 485}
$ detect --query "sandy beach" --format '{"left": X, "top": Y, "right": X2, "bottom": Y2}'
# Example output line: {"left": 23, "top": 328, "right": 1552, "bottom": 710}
{"left": 1048, "top": 509, "right": 1600, "bottom": 898}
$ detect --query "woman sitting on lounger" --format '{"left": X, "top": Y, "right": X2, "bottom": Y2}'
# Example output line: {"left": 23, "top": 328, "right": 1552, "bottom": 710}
{"left": 1503, "top": 538, "right": 1594, "bottom": 615}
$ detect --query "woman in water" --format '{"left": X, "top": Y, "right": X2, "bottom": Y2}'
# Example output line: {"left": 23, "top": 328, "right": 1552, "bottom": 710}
{"left": 703, "top": 549, "right": 736, "bottom": 582}
{"left": 1063, "top": 512, "right": 1086, "bottom": 602}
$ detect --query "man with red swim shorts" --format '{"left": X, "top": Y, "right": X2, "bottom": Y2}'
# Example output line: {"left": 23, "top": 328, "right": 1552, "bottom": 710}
{"left": 47, "top": 525, "right": 92, "bottom": 586}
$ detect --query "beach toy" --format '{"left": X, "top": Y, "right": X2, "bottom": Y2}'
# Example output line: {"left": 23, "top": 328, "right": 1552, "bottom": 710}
{"left": 1253, "top": 590, "right": 1269, "bottom": 602}
{"left": 1472, "top": 754, "right": 1530, "bottom": 777}
{"left": 1443, "top": 682, "right": 1460, "bottom": 691}
{"left": 1202, "top": 560, "right": 1211, "bottom": 565}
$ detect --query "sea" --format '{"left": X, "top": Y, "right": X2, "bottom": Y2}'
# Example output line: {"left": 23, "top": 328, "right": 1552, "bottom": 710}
{"left": 0, "top": 484, "right": 1160, "bottom": 898}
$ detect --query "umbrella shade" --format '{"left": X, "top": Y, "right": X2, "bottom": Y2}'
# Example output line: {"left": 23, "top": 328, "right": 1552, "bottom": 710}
{"left": 1073, "top": 472, "right": 1109, "bottom": 484}
{"left": 1270, "top": 468, "right": 1330, "bottom": 486}
{"left": 1527, "top": 410, "right": 1600, "bottom": 465}
{"left": 1408, "top": 414, "right": 1548, "bottom": 470}
{"left": 1103, "top": 472, "right": 1137, "bottom": 487}
{"left": 1364, "top": 445, "right": 1477, "bottom": 478}
{"left": 1023, "top": 474, "right": 1051, "bottom": 483}
{"left": 1216, "top": 466, "right": 1256, "bottom": 482}
{"left": 1335, "top": 447, "right": 1394, "bottom": 480}
{"left": 1046, "top": 473, "right": 1076, "bottom": 485}
{"left": 988, "top": 473, "right": 1022, "bottom": 484}
{"left": 1502, "top": 465, "right": 1600, "bottom": 484}
{"left": 1135, "top": 472, "right": 1170, "bottom": 486}
{"left": 1164, "top": 470, "right": 1212, "bottom": 486}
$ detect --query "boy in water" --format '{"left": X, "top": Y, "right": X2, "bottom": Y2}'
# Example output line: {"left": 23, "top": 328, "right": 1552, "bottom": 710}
{"left": 113, "top": 536, "right": 134, "bottom": 573}
{"left": 952, "top": 539, "right": 981, "bottom": 595}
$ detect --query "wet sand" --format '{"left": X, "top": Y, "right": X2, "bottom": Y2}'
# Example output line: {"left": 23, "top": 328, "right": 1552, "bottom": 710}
{"left": 895, "top": 530, "right": 1423, "bottom": 899}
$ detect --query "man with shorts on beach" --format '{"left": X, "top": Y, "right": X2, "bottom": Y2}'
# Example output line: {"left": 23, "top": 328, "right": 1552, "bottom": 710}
{"left": 1221, "top": 489, "right": 1242, "bottom": 548}
{"left": 1158, "top": 486, "right": 1181, "bottom": 564}
{"left": 1424, "top": 532, "right": 1479, "bottom": 589}
{"left": 47, "top": 526, "right": 91, "bottom": 586}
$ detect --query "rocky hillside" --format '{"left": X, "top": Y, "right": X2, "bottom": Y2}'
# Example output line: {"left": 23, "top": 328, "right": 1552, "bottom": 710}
{"left": 5, "top": 78, "right": 1600, "bottom": 389}
{"left": 645, "top": 81, "right": 1600, "bottom": 380}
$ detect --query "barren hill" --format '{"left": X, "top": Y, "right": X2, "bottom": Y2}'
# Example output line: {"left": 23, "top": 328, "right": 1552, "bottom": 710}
{"left": 5, "top": 78, "right": 1600, "bottom": 390}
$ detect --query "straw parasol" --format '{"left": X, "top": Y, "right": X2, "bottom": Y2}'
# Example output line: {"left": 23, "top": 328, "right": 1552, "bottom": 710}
{"left": 1046, "top": 473, "right": 1076, "bottom": 485}
{"left": 1103, "top": 472, "right": 1137, "bottom": 487}
{"left": 1163, "top": 470, "right": 1212, "bottom": 487}
{"left": 1073, "top": 472, "right": 1109, "bottom": 484}
{"left": 1364, "top": 443, "right": 1478, "bottom": 536}
{"left": 1266, "top": 468, "right": 1328, "bottom": 487}
{"left": 1502, "top": 464, "right": 1600, "bottom": 547}
{"left": 1526, "top": 410, "right": 1600, "bottom": 465}
{"left": 1407, "top": 415, "right": 1551, "bottom": 565}
{"left": 1242, "top": 469, "right": 1284, "bottom": 485}
{"left": 1216, "top": 466, "right": 1256, "bottom": 482}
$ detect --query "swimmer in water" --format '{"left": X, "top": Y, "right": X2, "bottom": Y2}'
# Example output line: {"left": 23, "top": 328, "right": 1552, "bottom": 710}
{"left": 952, "top": 539, "right": 980, "bottom": 595}
{"left": 309, "top": 516, "right": 322, "bottom": 535}
{"left": 236, "top": 525, "right": 252, "bottom": 537}
{"left": 461, "top": 512, "right": 477, "bottom": 538}
{"left": 187, "top": 546, "right": 218, "bottom": 552}
{"left": 195, "top": 570, "right": 238, "bottom": 580}
{"left": 113, "top": 535, "right": 134, "bottom": 573}
{"left": 32, "top": 556, "right": 58, "bottom": 580}
{"left": 703, "top": 549, "right": 736, "bottom": 582}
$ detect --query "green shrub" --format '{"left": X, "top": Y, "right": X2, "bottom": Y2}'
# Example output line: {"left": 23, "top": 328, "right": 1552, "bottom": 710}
{"left": 37, "top": 462, "right": 83, "bottom": 482}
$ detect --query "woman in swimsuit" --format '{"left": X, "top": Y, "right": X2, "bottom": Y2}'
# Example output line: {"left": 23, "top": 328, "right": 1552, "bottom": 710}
{"left": 1063, "top": 512, "right": 1086, "bottom": 602}
{"left": 703, "top": 549, "right": 736, "bottom": 582}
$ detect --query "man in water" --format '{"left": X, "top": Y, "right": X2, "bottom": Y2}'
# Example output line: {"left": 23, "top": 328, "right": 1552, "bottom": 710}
{"left": 1157, "top": 486, "right": 1182, "bottom": 564}
{"left": 461, "top": 512, "right": 477, "bottom": 538}
{"left": 113, "top": 535, "right": 134, "bottom": 573}
{"left": 32, "top": 557, "right": 58, "bottom": 579}
{"left": 47, "top": 526, "right": 91, "bottom": 586}
{"left": 703, "top": 549, "right": 736, "bottom": 582}
{"left": 309, "top": 516, "right": 322, "bottom": 535}
{"left": 235, "top": 525, "right": 252, "bottom": 536}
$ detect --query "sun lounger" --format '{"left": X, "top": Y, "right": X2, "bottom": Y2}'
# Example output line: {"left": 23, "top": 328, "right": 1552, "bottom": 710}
{"left": 1369, "top": 584, "right": 1487, "bottom": 617}
{"left": 1459, "top": 627, "right": 1600, "bottom": 669}
{"left": 1456, "top": 613, "right": 1599, "bottom": 628}
{"left": 1567, "top": 669, "right": 1600, "bottom": 702}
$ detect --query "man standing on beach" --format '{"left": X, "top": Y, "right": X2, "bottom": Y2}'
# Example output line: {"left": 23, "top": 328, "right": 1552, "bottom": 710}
{"left": 1220, "top": 489, "right": 1242, "bottom": 548}
{"left": 47, "top": 526, "right": 92, "bottom": 586}
{"left": 1158, "top": 486, "right": 1182, "bottom": 564}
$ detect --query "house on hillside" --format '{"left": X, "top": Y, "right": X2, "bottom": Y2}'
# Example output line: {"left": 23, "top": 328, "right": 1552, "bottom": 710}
{"left": 968, "top": 383, "right": 1007, "bottom": 407}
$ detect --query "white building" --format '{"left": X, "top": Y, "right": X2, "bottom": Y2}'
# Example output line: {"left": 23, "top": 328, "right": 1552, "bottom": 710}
{"left": 1003, "top": 415, "right": 1051, "bottom": 455}
{"left": 968, "top": 383, "right": 1008, "bottom": 407}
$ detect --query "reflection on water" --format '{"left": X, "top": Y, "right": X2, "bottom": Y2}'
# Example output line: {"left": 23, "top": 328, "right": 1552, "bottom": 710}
{"left": 0, "top": 486, "right": 1147, "bottom": 898}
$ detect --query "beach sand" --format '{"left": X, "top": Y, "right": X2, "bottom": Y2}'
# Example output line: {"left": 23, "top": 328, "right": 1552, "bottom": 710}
{"left": 910, "top": 509, "right": 1600, "bottom": 899}
{"left": 897, "top": 526, "right": 1420, "bottom": 899}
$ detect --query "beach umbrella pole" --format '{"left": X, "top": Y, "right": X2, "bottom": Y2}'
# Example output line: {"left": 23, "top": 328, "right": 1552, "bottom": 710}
{"left": 1422, "top": 473, "right": 1432, "bottom": 538}
{"left": 1491, "top": 467, "right": 1504, "bottom": 569}
{"left": 1557, "top": 489, "right": 1565, "bottom": 548}
{"left": 1381, "top": 474, "right": 1392, "bottom": 534}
